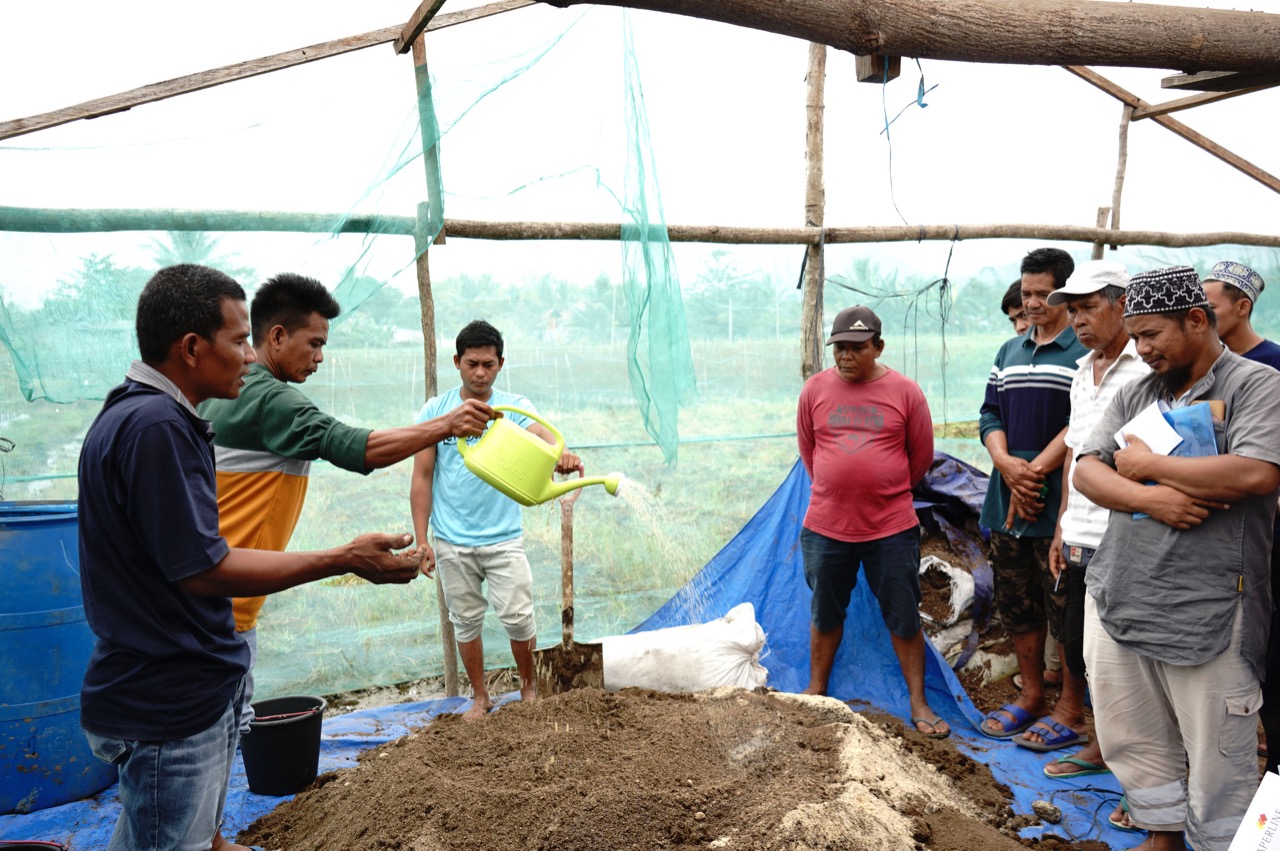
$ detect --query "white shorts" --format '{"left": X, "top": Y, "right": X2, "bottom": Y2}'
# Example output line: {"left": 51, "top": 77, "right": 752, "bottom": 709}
{"left": 435, "top": 536, "right": 535, "bottom": 643}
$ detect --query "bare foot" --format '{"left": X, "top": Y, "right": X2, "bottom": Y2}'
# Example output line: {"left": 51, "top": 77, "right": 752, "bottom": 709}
{"left": 462, "top": 696, "right": 494, "bottom": 722}
{"left": 520, "top": 683, "right": 536, "bottom": 703}
{"left": 800, "top": 686, "right": 825, "bottom": 696}
{"left": 211, "top": 834, "right": 256, "bottom": 851}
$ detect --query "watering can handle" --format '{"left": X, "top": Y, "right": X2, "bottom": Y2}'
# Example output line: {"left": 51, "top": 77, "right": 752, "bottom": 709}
{"left": 492, "top": 405, "right": 565, "bottom": 457}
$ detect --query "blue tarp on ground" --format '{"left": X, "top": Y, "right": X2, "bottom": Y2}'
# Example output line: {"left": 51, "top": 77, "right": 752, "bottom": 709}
{"left": 0, "top": 455, "right": 1139, "bottom": 849}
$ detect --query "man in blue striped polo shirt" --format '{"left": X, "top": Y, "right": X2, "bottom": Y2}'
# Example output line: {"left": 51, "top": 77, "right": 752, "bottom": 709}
{"left": 977, "top": 248, "right": 1088, "bottom": 738}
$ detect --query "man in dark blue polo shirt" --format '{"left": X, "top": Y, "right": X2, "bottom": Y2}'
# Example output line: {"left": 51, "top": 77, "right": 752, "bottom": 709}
{"left": 77, "top": 264, "right": 491, "bottom": 851}
{"left": 977, "top": 247, "right": 1087, "bottom": 739}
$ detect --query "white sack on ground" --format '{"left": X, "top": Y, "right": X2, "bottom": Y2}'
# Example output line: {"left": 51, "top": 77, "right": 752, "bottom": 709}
{"left": 918, "top": 555, "right": 975, "bottom": 627}
{"left": 598, "top": 602, "right": 768, "bottom": 692}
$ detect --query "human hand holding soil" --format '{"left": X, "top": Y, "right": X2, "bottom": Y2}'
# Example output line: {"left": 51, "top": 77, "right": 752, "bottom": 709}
{"left": 344, "top": 533, "right": 422, "bottom": 584}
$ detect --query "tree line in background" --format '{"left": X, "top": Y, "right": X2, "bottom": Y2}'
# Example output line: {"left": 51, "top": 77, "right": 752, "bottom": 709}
{"left": 11, "top": 235, "right": 1280, "bottom": 346}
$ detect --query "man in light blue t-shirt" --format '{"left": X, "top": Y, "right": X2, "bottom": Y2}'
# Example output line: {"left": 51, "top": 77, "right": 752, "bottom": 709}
{"left": 410, "top": 319, "right": 582, "bottom": 720}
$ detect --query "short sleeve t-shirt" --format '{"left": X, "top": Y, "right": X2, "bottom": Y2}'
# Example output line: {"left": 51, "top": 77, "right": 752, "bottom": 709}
{"left": 416, "top": 387, "right": 536, "bottom": 547}
{"left": 78, "top": 380, "right": 248, "bottom": 741}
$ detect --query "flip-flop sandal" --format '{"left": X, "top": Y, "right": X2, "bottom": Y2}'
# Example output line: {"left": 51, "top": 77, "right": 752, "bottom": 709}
{"left": 1015, "top": 717, "right": 1089, "bottom": 752}
{"left": 1043, "top": 754, "right": 1111, "bottom": 779}
{"left": 1108, "top": 795, "right": 1143, "bottom": 833}
{"left": 910, "top": 715, "right": 952, "bottom": 740}
{"left": 979, "top": 703, "right": 1036, "bottom": 739}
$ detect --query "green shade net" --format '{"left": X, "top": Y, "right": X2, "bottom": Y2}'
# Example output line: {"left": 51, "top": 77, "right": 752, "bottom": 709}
{"left": 620, "top": 13, "right": 696, "bottom": 464}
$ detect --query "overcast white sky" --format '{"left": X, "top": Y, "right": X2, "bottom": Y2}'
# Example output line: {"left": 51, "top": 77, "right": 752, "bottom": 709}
{"left": 1, "top": 0, "right": 1277, "bottom": 305}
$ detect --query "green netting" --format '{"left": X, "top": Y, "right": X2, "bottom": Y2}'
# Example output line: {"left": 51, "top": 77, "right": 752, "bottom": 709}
{"left": 620, "top": 13, "right": 696, "bottom": 463}
{"left": 3, "top": 3, "right": 1280, "bottom": 698}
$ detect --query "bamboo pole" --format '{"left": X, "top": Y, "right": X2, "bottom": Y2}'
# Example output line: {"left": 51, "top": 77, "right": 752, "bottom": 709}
{"left": 799, "top": 43, "right": 827, "bottom": 382}
{"left": 0, "top": 205, "right": 1275, "bottom": 248}
{"left": 6, "top": 207, "right": 1280, "bottom": 248}
{"left": 410, "top": 35, "right": 459, "bottom": 700}
{"left": 1109, "top": 105, "right": 1132, "bottom": 251}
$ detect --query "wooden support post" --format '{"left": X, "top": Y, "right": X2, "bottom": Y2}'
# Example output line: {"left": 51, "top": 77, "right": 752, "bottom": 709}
{"left": 799, "top": 42, "right": 827, "bottom": 381}
{"left": 1109, "top": 105, "right": 1132, "bottom": 250}
{"left": 1091, "top": 207, "right": 1110, "bottom": 260}
{"left": 411, "top": 35, "right": 459, "bottom": 699}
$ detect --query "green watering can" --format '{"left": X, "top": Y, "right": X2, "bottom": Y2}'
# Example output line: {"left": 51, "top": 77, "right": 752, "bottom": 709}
{"left": 457, "top": 405, "right": 623, "bottom": 506}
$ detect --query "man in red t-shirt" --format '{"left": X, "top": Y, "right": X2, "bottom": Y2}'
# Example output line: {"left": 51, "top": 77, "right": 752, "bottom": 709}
{"left": 796, "top": 305, "right": 945, "bottom": 738}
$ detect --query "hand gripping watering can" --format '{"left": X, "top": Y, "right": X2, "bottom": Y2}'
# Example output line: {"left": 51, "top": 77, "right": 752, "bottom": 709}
{"left": 457, "top": 405, "right": 622, "bottom": 506}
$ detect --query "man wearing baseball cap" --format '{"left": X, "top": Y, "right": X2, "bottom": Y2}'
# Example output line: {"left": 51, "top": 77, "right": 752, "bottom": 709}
{"left": 1075, "top": 266, "right": 1280, "bottom": 851}
{"left": 1022, "top": 262, "right": 1148, "bottom": 786}
{"left": 796, "top": 305, "right": 947, "bottom": 738}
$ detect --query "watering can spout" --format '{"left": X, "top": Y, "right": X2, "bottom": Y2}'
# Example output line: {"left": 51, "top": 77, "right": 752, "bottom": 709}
{"left": 550, "top": 472, "right": 624, "bottom": 501}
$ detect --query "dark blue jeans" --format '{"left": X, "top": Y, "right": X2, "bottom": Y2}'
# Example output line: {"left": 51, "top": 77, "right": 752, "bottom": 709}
{"left": 86, "top": 684, "right": 242, "bottom": 851}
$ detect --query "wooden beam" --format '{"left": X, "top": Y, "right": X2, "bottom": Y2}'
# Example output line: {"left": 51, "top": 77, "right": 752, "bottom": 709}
{"left": 395, "top": 0, "right": 449, "bottom": 55}
{"left": 1162, "top": 70, "right": 1280, "bottom": 92}
{"left": 1131, "top": 84, "right": 1277, "bottom": 121}
{"left": 1064, "top": 66, "right": 1280, "bottom": 197}
{"left": 5, "top": 207, "right": 1280, "bottom": 248}
{"left": 0, "top": 0, "right": 537, "bottom": 142}
{"left": 538, "top": 0, "right": 1280, "bottom": 73}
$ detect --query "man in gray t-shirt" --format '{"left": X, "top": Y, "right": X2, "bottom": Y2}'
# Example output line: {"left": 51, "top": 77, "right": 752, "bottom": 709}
{"left": 1075, "top": 266, "right": 1280, "bottom": 851}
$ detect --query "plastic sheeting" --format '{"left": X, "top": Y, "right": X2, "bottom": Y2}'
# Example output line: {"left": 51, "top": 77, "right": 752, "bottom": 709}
{"left": 0, "top": 455, "right": 1141, "bottom": 848}
{"left": 637, "top": 456, "right": 1138, "bottom": 848}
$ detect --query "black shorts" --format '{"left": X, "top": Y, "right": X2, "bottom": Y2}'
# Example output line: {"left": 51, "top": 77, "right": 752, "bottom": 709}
{"left": 801, "top": 526, "right": 922, "bottom": 638}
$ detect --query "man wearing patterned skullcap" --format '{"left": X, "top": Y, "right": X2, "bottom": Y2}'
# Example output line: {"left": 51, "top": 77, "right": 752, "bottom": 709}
{"left": 1075, "top": 265, "right": 1280, "bottom": 851}
{"left": 1203, "top": 260, "right": 1280, "bottom": 371}
{"left": 1203, "top": 260, "right": 1280, "bottom": 776}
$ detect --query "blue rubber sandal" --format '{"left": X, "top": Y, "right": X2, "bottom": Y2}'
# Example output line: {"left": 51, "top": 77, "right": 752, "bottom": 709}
{"left": 1015, "top": 717, "right": 1089, "bottom": 752}
{"left": 979, "top": 703, "right": 1036, "bottom": 739}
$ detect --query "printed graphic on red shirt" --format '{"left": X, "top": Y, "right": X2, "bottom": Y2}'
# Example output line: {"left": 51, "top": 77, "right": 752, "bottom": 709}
{"left": 827, "top": 405, "right": 884, "bottom": 456}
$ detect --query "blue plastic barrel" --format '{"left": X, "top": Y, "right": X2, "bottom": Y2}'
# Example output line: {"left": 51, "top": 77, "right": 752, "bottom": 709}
{"left": 0, "top": 501, "right": 116, "bottom": 814}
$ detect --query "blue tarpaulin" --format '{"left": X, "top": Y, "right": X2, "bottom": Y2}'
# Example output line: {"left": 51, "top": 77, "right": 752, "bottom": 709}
{"left": 0, "top": 455, "right": 1139, "bottom": 848}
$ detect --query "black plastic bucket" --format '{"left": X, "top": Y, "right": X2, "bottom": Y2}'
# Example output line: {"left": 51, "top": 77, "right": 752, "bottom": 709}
{"left": 239, "top": 695, "right": 326, "bottom": 796}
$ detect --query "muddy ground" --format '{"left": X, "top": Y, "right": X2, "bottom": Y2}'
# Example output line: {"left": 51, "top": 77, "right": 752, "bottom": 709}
{"left": 244, "top": 528, "right": 1116, "bottom": 851}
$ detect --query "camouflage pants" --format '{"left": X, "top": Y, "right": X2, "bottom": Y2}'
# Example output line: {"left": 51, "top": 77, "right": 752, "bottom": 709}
{"left": 988, "top": 530, "right": 1066, "bottom": 638}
